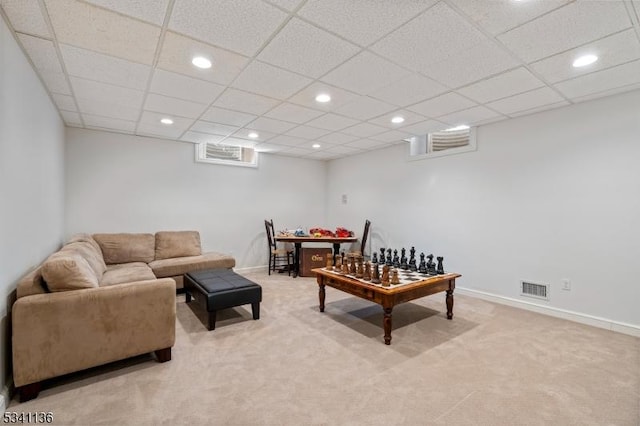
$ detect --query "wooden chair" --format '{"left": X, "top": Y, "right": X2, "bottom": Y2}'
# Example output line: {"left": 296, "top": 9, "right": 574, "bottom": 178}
{"left": 349, "top": 219, "right": 371, "bottom": 260}
{"left": 265, "top": 219, "right": 293, "bottom": 275}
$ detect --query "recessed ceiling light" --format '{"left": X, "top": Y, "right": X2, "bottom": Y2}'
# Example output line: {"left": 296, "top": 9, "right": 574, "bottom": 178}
{"left": 315, "top": 93, "right": 331, "bottom": 103}
{"left": 248, "top": 132, "right": 259, "bottom": 139}
{"left": 391, "top": 116, "right": 405, "bottom": 124}
{"left": 312, "top": 143, "right": 321, "bottom": 149}
{"left": 445, "top": 124, "right": 469, "bottom": 132}
{"left": 191, "top": 56, "right": 212, "bottom": 69}
{"left": 160, "top": 118, "right": 173, "bottom": 125}
{"left": 572, "top": 54, "right": 598, "bottom": 68}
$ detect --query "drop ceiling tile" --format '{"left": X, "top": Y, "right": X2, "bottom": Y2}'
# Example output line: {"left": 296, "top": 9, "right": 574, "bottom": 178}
{"left": 497, "top": 1, "right": 632, "bottom": 63}
{"left": 139, "top": 110, "right": 193, "bottom": 130}
{"left": 369, "top": 129, "right": 412, "bottom": 143}
{"left": 60, "top": 44, "right": 151, "bottom": 89}
{"left": 400, "top": 119, "right": 448, "bottom": 136}
{"left": 298, "top": 0, "right": 435, "bottom": 46}
{"left": 71, "top": 76, "right": 145, "bottom": 108}
{"left": 190, "top": 120, "right": 238, "bottom": 137}
{"left": 367, "top": 110, "right": 428, "bottom": 129}
{"left": 288, "top": 82, "right": 359, "bottom": 110}
{"left": 180, "top": 131, "right": 225, "bottom": 144}
{"left": 258, "top": 18, "right": 359, "bottom": 78}
{"left": 83, "top": 114, "right": 136, "bottom": 132}
{"left": 508, "top": 101, "right": 570, "bottom": 118}
{"left": 335, "top": 96, "right": 397, "bottom": 121}
{"left": 84, "top": 0, "right": 170, "bottom": 26}
{"left": 149, "top": 69, "right": 225, "bottom": 104}
{"left": 16, "top": 35, "right": 63, "bottom": 73}
{"left": 246, "top": 117, "right": 297, "bottom": 134}
{"left": 304, "top": 150, "right": 340, "bottom": 160}
{"left": 44, "top": 0, "right": 161, "bottom": 64}
{"left": 554, "top": 59, "right": 640, "bottom": 100}
{"left": 157, "top": 32, "right": 249, "bottom": 86}
{"left": 324, "top": 144, "right": 362, "bottom": 155}
{"left": 486, "top": 87, "right": 566, "bottom": 115}
{"left": 530, "top": 29, "right": 640, "bottom": 84}
{"left": 341, "top": 122, "right": 388, "bottom": 138}
{"left": 316, "top": 132, "right": 359, "bottom": 144}
{"left": 303, "top": 113, "right": 360, "bottom": 131}
{"left": 372, "top": 73, "right": 448, "bottom": 107}
{"left": 254, "top": 142, "right": 289, "bottom": 153}
{"left": 279, "top": 146, "right": 315, "bottom": 157}
{"left": 40, "top": 72, "right": 72, "bottom": 95}
{"left": 231, "top": 61, "right": 313, "bottom": 99}
{"left": 213, "top": 89, "right": 280, "bottom": 116}
{"left": 371, "top": 3, "right": 487, "bottom": 76}
{"left": 449, "top": 0, "right": 571, "bottom": 36}
{"left": 76, "top": 98, "right": 141, "bottom": 121}
{"left": 285, "top": 125, "right": 332, "bottom": 140}
{"left": 0, "top": 0, "right": 50, "bottom": 37}
{"left": 263, "top": 0, "right": 304, "bottom": 12}
{"left": 264, "top": 103, "right": 324, "bottom": 124}
{"left": 169, "top": 0, "right": 287, "bottom": 56}
{"left": 137, "top": 123, "right": 186, "bottom": 139}
{"left": 437, "top": 105, "right": 504, "bottom": 126}
{"left": 144, "top": 93, "right": 207, "bottom": 119}
{"left": 268, "top": 135, "right": 309, "bottom": 147}
{"left": 407, "top": 92, "right": 476, "bottom": 118}
{"left": 321, "top": 51, "right": 411, "bottom": 95}
{"left": 344, "top": 138, "right": 389, "bottom": 150}
{"left": 51, "top": 93, "right": 77, "bottom": 111}
{"left": 201, "top": 106, "right": 257, "bottom": 127}
{"left": 457, "top": 67, "right": 545, "bottom": 103}
{"left": 231, "top": 128, "right": 276, "bottom": 142}
{"left": 60, "top": 110, "right": 82, "bottom": 126}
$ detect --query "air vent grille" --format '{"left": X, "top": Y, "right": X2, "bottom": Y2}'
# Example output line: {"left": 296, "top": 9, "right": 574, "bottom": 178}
{"left": 521, "top": 281, "right": 549, "bottom": 300}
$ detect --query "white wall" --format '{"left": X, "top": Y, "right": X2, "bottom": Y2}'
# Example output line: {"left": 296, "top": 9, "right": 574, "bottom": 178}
{"left": 326, "top": 90, "right": 640, "bottom": 328}
{"left": 0, "top": 17, "right": 65, "bottom": 404}
{"left": 65, "top": 128, "right": 327, "bottom": 268}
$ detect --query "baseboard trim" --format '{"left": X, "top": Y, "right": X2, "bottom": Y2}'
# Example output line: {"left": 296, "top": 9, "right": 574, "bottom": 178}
{"left": 1, "top": 379, "right": 12, "bottom": 411}
{"left": 456, "top": 287, "right": 640, "bottom": 338}
{"left": 233, "top": 265, "right": 268, "bottom": 274}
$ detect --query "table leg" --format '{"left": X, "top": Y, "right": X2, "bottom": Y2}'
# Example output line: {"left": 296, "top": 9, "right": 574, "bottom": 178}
{"left": 293, "top": 242, "right": 301, "bottom": 278}
{"left": 383, "top": 307, "right": 393, "bottom": 345}
{"left": 319, "top": 283, "right": 325, "bottom": 312}
{"left": 332, "top": 243, "right": 341, "bottom": 264}
{"left": 446, "top": 288, "right": 454, "bottom": 320}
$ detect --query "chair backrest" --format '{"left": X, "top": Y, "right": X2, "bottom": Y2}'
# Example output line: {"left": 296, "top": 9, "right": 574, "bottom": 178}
{"left": 264, "top": 219, "right": 276, "bottom": 250}
{"left": 360, "top": 219, "right": 371, "bottom": 255}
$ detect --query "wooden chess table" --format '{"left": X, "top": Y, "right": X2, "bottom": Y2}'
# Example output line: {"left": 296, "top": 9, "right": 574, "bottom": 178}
{"left": 313, "top": 267, "right": 461, "bottom": 345}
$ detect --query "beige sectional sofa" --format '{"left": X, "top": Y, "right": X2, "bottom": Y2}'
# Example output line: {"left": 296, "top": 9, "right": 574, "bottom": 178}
{"left": 12, "top": 230, "right": 235, "bottom": 401}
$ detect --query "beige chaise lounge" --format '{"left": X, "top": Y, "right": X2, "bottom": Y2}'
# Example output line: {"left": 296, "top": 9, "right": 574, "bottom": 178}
{"left": 12, "top": 231, "right": 235, "bottom": 401}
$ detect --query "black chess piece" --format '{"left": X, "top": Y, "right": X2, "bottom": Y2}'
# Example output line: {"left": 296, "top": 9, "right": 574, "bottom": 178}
{"left": 400, "top": 248, "right": 407, "bottom": 269}
{"left": 386, "top": 248, "right": 393, "bottom": 266}
{"left": 379, "top": 248, "right": 386, "bottom": 264}
{"left": 436, "top": 256, "right": 444, "bottom": 274}
{"left": 372, "top": 252, "right": 378, "bottom": 264}
{"left": 392, "top": 249, "right": 400, "bottom": 268}
{"left": 409, "top": 246, "right": 417, "bottom": 272}
{"left": 426, "top": 254, "right": 436, "bottom": 275}
{"left": 371, "top": 263, "right": 381, "bottom": 284}
{"left": 418, "top": 252, "right": 427, "bottom": 273}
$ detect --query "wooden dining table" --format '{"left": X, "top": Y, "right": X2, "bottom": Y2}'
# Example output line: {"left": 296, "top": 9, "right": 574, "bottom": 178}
{"left": 274, "top": 235, "right": 357, "bottom": 278}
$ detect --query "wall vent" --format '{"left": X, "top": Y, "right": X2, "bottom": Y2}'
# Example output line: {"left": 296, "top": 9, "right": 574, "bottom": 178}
{"left": 521, "top": 281, "right": 549, "bottom": 301}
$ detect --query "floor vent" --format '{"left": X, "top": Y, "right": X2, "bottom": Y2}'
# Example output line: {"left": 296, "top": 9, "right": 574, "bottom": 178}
{"left": 521, "top": 281, "right": 549, "bottom": 300}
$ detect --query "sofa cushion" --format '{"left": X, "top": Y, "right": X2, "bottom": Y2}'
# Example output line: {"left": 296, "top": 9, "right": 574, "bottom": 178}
{"left": 155, "top": 231, "right": 202, "bottom": 260}
{"left": 148, "top": 252, "right": 235, "bottom": 278}
{"left": 16, "top": 267, "right": 48, "bottom": 299}
{"left": 66, "top": 233, "right": 103, "bottom": 256}
{"left": 62, "top": 241, "right": 107, "bottom": 279}
{"left": 41, "top": 251, "right": 99, "bottom": 292}
{"left": 100, "top": 262, "right": 156, "bottom": 287}
{"left": 93, "top": 233, "right": 155, "bottom": 264}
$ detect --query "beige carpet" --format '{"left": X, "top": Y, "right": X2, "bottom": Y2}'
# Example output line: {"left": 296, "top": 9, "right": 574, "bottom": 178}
{"left": 8, "top": 271, "right": 640, "bottom": 425}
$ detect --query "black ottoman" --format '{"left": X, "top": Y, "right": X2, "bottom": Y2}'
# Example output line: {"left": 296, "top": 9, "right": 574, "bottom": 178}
{"left": 184, "top": 269, "right": 262, "bottom": 330}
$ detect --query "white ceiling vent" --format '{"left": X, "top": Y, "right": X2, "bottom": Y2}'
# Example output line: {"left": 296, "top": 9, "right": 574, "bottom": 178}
{"left": 521, "top": 281, "right": 549, "bottom": 301}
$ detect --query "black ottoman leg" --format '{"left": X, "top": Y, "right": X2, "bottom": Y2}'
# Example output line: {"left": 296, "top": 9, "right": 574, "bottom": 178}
{"left": 185, "top": 291, "right": 191, "bottom": 303}
{"left": 252, "top": 302, "right": 260, "bottom": 320}
{"left": 208, "top": 310, "right": 217, "bottom": 330}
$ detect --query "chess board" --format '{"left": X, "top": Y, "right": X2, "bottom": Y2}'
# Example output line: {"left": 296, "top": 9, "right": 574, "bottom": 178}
{"left": 321, "top": 266, "right": 447, "bottom": 288}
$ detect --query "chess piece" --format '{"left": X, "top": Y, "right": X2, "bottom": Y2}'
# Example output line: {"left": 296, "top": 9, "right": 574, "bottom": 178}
{"left": 372, "top": 252, "right": 378, "bottom": 264}
{"left": 371, "top": 263, "right": 381, "bottom": 284}
{"left": 400, "top": 248, "right": 407, "bottom": 270}
{"left": 341, "top": 260, "right": 349, "bottom": 275}
{"left": 426, "top": 254, "right": 436, "bottom": 275}
{"left": 381, "top": 264, "right": 390, "bottom": 287}
{"left": 334, "top": 257, "right": 342, "bottom": 272}
{"left": 326, "top": 257, "right": 333, "bottom": 270}
{"left": 356, "top": 256, "right": 364, "bottom": 278}
{"left": 436, "top": 256, "right": 445, "bottom": 275}
{"left": 363, "top": 261, "right": 371, "bottom": 281}
{"left": 418, "top": 252, "right": 427, "bottom": 273}
{"left": 392, "top": 249, "right": 400, "bottom": 268}
{"left": 386, "top": 248, "right": 393, "bottom": 266}
{"left": 349, "top": 254, "right": 357, "bottom": 275}
{"left": 390, "top": 268, "right": 400, "bottom": 285}
{"left": 409, "top": 246, "right": 417, "bottom": 272}
{"left": 379, "top": 248, "right": 386, "bottom": 264}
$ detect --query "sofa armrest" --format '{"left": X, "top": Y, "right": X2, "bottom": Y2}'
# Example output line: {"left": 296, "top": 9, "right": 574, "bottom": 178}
{"left": 12, "top": 278, "right": 176, "bottom": 387}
